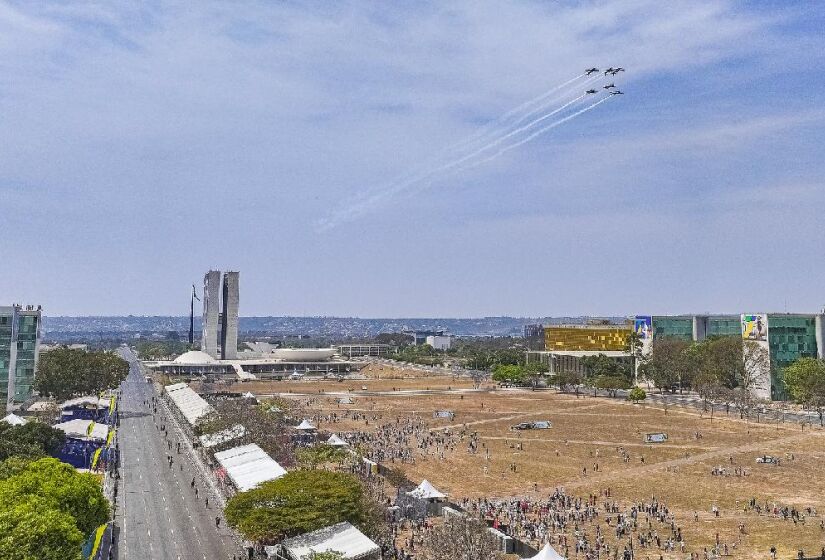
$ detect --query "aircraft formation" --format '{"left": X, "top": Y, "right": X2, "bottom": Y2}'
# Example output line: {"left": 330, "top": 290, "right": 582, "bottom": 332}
{"left": 584, "top": 67, "right": 625, "bottom": 96}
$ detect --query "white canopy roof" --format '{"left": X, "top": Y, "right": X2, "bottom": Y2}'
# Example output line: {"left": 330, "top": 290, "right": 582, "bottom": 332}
{"left": 527, "top": 544, "right": 566, "bottom": 560}
{"left": 242, "top": 392, "right": 256, "bottom": 399}
{"left": 199, "top": 424, "right": 246, "bottom": 449}
{"left": 326, "top": 434, "right": 349, "bottom": 447}
{"left": 337, "top": 396, "right": 354, "bottom": 404}
{"left": 60, "top": 395, "right": 109, "bottom": 409}
{"left": 165, "top": 383, "right": 214, "bottom": 425}
{"left": 54, "top": 419, "right": 109, "bottom": 441}
{"left": 2, "top": 413, "right": 27, "bottom": 426}
{"left": 214, "top": 443, "right": 286, "bottom": 492}
{"left": 278, "top": 522, "right": 380, "bottom": 560}
{"left": 295, "top": 419, "right": 316, "bottom": 431}
{"left": 407, "top": 479, "right": 446, "bottom": 500}
{"left": 172, "top": 350, "right": 216, "bottom": 364}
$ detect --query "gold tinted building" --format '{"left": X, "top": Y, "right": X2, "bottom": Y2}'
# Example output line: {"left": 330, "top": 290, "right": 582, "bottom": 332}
{"left": 544, "top": 326, "right": 631, "bottom": 352}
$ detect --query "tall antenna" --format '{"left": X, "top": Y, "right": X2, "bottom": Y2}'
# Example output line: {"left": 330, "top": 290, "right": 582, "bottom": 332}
{"left": 189, "top": 284, "right": 200, "bottom": 347}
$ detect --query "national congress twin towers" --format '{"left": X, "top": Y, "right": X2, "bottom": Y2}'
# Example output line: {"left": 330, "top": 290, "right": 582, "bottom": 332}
{"left": 201, "top": 270, "right": 239, "bottom": 360}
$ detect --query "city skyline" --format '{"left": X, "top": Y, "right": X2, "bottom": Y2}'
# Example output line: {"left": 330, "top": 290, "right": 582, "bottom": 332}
{"left": 2, "top": 2, "right": 824, "bottom": 316}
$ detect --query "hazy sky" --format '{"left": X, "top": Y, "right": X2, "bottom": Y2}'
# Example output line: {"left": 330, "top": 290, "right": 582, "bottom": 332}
{"left": 2, "top": 1, "right": 824, "bottom": 317}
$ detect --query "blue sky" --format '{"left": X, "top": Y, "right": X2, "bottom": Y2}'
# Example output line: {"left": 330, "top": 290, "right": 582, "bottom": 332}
{"left": 1, "top": 1, "right": 824, "bottom": 317}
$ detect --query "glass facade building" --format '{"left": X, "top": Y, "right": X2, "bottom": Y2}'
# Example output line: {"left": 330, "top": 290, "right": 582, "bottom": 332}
{"left": 646, "top": 313, "right": 824, "bottom": 401}
{"left": 0, "top": 306, "right": 41, "bottom": 411}
{"left": 651, "top": 316, "right": 693, "bottom": 341}
{"left": 766, "top": 314, "right": 820, "bottom": 401}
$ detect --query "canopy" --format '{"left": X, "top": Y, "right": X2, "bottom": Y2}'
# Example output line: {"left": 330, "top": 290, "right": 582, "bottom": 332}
{"left": 407, "top": 479, "right": 446, "bottom": 500}
{"left": 277, "top": 522, "right": 380, "bottom": 560}
{"left": 326, "top": 434, "right": 349, "bottom": 447}
{"left": 60, "top": 396, "right": 109, "bottom": 409}
{"left": 2, "top": 413, "right": 27, "bottom": 426}
{"left": 214, "top": 443, "right": 286, "bottom": 491}
{"left": 242, "top": 392, "right": 256, "bottom": 399}
{"left": 295, "top": 419, "right": 317, "bottom": 431}
{"left": 337, "top": 397, "right": 354, "bottom": 404}
{"left": 54, "top": 419, "right": 109, "bottom": 441}
{"left": 527, "top": 544, "right": 566, "bottom": 560}
{"left": 165, "top": 383, "right": 214, "bottom": 425}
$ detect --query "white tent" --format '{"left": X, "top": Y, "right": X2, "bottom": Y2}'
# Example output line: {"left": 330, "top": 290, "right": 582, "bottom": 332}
{"left": 2, "top": 413, "right": 27, "bottom": 426}
{"left": 526, "top": 544, "right": 566, "bottom": 560}
{"left": 271, "top": 522, "right": 381, "bottom": 560}
{"left": 242, "top": 392, "right": 256, "bottom": 400}
{"left": 295, "top": 419, "right": 316, "bottom": 431}
{"left": 407, "top": 479, "right": 447, "bottom": 500}
{"left": 54, "top": 419, "right": 109, "bottom": 442}
{"left": 60, "top": 395, "right": 109, "bottom": 409}
{"left": 214, "top": 443, "right": 287, "bottom": 491}
{"left": 337, "top": 396, "right": 354, "bottom": 405}
{"left": 165, "top": 383, "right": 214, "bottom": 425}
{"left": 326, "top": 434, "right": 349, "bottom": 447}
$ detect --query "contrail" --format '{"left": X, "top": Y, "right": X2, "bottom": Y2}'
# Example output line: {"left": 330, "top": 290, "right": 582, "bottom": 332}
{"left": 467, "top": 95, "right": 613, "bottom": 169}
{"left": 352, "top": 78, "right": 594, "bottom": 208}
{"left": 449, "top": 74, "right": 596, "bottom": 154}
{"left": 448, "top": 93, "right": 588, "bottom": 166}
{"left": 316, "top": 96, "right": 612, "bottom": 232}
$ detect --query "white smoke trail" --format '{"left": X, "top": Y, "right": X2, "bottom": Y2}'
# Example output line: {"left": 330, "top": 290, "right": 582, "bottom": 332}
{"left": 340, "top": 78, "right": 597, "bottom": 214}
{"left": 448, "top": 74, "right": 599, "bottom": 154}
{"left": 466, "top": 95, "right": 613, "bottom": 169}
{"left": 447, "top": 93, "right": 588, "bottom": 166}
{"left": 316, "top": 97, "right": 612, "bottom": 232}
{"left": 316, "top": 86, "right": 617, "bottom": 231}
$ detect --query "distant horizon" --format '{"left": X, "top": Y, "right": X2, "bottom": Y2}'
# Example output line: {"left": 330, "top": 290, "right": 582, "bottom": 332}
{"left": 3, "top": 2, "right": 824, "bottom": 318}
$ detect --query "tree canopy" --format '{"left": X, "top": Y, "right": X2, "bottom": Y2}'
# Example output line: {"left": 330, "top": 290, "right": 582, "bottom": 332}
{"left": 491, "top": 364, "right": 526, "bottom": 385}
{"left": 0, "top": 422, "right": 65, "bottom": 462}
{"left": 225, "top": 470, "right": 373, "bottom": 542}
{"left": 34, "top": 348, "right": 129, "bottom": 400}
{"left": 783, "top": 358, "right": 825, "bottom": 422}
{"left": 0, "top": 457, "right": 109, "bottom": 560}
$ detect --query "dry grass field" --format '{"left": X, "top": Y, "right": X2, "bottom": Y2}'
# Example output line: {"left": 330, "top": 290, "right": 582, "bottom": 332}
{"left": 231, "top": 364, "right": 825, "bottom": 559}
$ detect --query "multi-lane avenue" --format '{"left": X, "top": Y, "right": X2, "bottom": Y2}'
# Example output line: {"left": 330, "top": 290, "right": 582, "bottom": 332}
{"left": 114, "top": 349, "right": 240, "bottom": 560}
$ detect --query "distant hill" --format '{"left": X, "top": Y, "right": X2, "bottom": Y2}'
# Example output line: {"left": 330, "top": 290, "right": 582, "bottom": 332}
{"left": 42, "top": 315, "right": 627, "bottom": 340}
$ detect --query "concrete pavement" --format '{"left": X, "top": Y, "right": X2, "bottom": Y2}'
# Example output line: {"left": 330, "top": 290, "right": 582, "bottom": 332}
{"left": 114, "top": 350, "right": 241, "bottom": 560}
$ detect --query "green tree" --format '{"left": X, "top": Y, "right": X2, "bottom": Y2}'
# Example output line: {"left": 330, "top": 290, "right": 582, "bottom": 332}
{"left": 0, "top": 457, "right": 109, "bottom": 537}
{"left": 34, "top": 348, "right": 129, "bottom": 400}
{"left": 783, "top": 358, "right": 825, "bottom": 425}
{"left": 638, "top": 337, "right": 691, "bottom": 392}
{"left": 491, "top": 364, "right": 526, "bottom": 385}
{"left": 0, "top": 496, "right": 85, "bottom": 560}
{"left": 555, "top": 370, "right": 584, "bottom": 394}
{"left": 627, "top": 387, "right": 647, "bottom": 403}
{"left": 225, "top": 470, "right": 373, "bottom": 542}
{"left": 593, "top": 375, "right": 632, "bottom": 397}
{"left": 0, "top": 422, "right": 66, "bottom": 461}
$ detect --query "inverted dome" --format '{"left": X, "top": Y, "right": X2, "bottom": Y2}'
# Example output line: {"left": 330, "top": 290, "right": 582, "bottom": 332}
{"left": 173, "top": 350, "right": 217, "bottom": 364}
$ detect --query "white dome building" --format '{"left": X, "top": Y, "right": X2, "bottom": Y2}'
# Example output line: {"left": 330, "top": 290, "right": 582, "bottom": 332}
{"left": 173, "top": 350, "right": 217, "bottom": 365}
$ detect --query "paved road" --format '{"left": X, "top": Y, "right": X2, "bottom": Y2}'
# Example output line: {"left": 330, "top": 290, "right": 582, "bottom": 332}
{"left": 114, "top": 349, "right": 240, "bottom": 560}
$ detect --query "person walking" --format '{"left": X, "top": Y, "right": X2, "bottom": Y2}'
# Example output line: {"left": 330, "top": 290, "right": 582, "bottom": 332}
{"left": 215, "top": 516, "right": 221, "bottom": 528}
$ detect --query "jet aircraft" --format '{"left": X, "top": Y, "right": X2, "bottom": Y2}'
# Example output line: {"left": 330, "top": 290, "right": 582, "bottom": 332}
{"left": 585, "top": 67, "right": 599, "bottom": 75}
{"left": 603, "top": 67, "right": 615, "bottom": 75}
{"left": 585, "top": 89, "right": 598, "bottom": 94}
{"left": 603, "top": 83, "right": 615, "bottom": 89}
{"left": 609, "top": 90, "right": 624, "bottom": 95}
